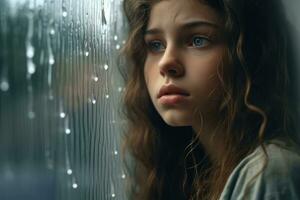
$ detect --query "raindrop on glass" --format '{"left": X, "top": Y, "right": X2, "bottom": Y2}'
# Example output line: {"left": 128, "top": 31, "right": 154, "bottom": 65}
{"left": 122, "top": 40, "right": 126, "bottom": 44}
{"left": 27, "top": 60, "right": 36, "bottom": 74}
{"left": 105, "top": 94, "right": 109, "bottom": 99}
{"left": 62, "top": 11, "right": 67, "bottom": 17}
{"left": 85, "top": 51, "right": 89, "bottom": 57}
{"left": 104, "top": 64, "right": 109, "bottom": 70}
{"left": 60, "top": 112, "right": 66, "bottom": 118}
{"left": 72, "top": 183, "right": 78, "bottom": 189}
{"left": 67, "top": 169, "right": 73, "bottom": 175}
{"left": 118, "top": 87, "right": 122, "bottom": 92}
{"left": 49, "top": 28, "right": 55, "bottom": 35}
{"left": 62, "top": 6, "right": 68, "bottom": 17}
{"left": 65, "top": 128, "right": 71, "bottom": 134}
{"left": 26, "top": 45, "right": 35, "bottom": 58}
{"left": 121, "top": 174, "right": 126, "bottom": 179}
{"left": 89, "top": 97, "right": 96, "bottom": 104}
{"left": 114, "top": 35, "right": 118, "bottom": 41}
{"left": 93, "top": 76, "right": 99, "bottom": 82}
{"left": 28, "top": 111, "right": 35, "bottom": 119}
{"left": 116, "top": 44, "right": 120, "bottom": 50}
{"left": 49, "top": 56, "right": 55, "bottom": 65}
{"left": 0, "top": 80, "right": 9, "bottom": 92}
{"left": 111, "top": 193, "right": 116, "bottom": 198}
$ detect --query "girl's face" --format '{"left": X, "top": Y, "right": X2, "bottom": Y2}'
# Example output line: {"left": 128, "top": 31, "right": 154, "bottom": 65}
{"left": 144, "top": 0, "right": 227, "bottom": 127}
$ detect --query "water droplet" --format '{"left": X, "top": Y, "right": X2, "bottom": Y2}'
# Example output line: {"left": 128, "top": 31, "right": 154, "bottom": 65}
{"left": 121, "top": 174, "right": 126, "bottom": 179}
{"left": 104, "top": 64, "right": 109, "bottom": 70}
{"left": 118, "top": 87, "right": 122, "bottom": 92}
{"left": 49, "top": 28, "right": 55, "bottom": 35}
{"left": 49, "top": 56, "right": 55, "bottom": 65}
{"left": 65, "top": 128, "right": 71, "bottom": 134}
{"left": 122, "top": 40, "right": 126, "bottom": 44}
{"left": 28, "top": 111, "right": 35, "bottom": 119}
{"left": 62, "top": 11, "right": 68, "bottom": 17}
{"left": 60, "top": 112, "right": 66, "bottom": 118}
{"left": 85, "top": 51, "right": 89, "bottom": 57}
{"left": 62, "top": 5, "right": 68, "bottom": 17}
{"left": 93, "top": 76, "right": 99, "bottom": 82}
{"left": 105, "top": 94, "right": 109, "bottom": 99}
{"left": 27, "top": 60, "right": 36, "bottom": 74}
{"left": 114, "top": 35, "right": 118, "bottom": 41}
{"left": 89, "top": 97, "right": 97, "bottom": 104}
{"left": 114, "top": 150, "right": 118, "bottom": 155}
{"left": 111, "top": 193, "right": 115, "bottom": 198}
{"left": 116, "top": 44, "right": 120, "bottom": 50}
{"left": 0, "top": 81, "right": 9, "bottom": 92}
{"left": 72, "top": 183, "right": 78, "bottom": 189}
{"left": 67, "top": 169, "right": 73, "bottom": 175}
{"left": 26, "top": 45, "right": 34, "bottom": 58}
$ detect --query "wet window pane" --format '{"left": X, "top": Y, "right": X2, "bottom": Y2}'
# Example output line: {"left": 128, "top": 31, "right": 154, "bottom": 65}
{"left": 1, "top": 0, "right": 300, "bottom": 200}
{"left": 0, "top": 0, "right": 127, "bottom": 199}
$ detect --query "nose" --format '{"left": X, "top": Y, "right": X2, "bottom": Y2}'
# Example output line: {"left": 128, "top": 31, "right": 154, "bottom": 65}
{"left": 159, "top": 44, "right": 185, "bottom": 78}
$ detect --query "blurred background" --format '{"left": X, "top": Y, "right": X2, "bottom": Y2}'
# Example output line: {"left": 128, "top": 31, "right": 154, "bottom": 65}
{"left": 0, "top": 0, "right": 299, "bottom": 200}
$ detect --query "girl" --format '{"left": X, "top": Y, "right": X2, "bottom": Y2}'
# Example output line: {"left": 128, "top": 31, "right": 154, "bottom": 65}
{"left": 119, "top": 0, "right": 300, "bottom": 199}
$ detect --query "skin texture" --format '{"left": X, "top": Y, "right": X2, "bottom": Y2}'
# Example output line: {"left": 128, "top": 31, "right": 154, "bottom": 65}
{"left": 144, "top": 0, "right": 226, "bottom": 127}
{"left": 144, "top": 0, "right": 228, "bottom": 162}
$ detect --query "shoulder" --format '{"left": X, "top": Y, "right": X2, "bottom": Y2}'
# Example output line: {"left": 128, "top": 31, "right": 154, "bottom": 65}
{"left": 220, "top": 138, "right": 300, "bottom": 200}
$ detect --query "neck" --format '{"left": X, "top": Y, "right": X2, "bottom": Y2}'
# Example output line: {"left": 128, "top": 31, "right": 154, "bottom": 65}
{"left": 192, "top": 115, "right": 225, "bottom": 164}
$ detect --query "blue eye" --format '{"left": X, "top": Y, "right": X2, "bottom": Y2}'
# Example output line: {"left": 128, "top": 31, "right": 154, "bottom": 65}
{"left": 191, "top": 36, "right": 210, "bottom": 48}
{"left": 147, "top": 40, "right": 165, "bottom": 52}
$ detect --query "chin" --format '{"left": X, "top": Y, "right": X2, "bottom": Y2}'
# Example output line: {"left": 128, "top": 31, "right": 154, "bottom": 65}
{"left": 165, "top": 121, "right": 188, "bottom": 127}
{"left": 161, "top": 112, "right": 192, "bottom": 127}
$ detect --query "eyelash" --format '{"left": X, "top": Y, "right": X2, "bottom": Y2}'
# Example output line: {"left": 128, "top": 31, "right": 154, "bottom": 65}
{"left": 145, "top": 35, "right": 211, "bottom": 53}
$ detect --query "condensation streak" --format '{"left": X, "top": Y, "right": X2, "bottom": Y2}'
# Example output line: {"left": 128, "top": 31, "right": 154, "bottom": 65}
{"left": 0, "top": 0, "right": 129, "bottom": 199}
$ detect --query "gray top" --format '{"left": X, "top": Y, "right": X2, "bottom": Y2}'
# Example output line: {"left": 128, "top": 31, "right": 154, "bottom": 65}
{"left": 219, "top": 138, "right": 300, "bottom": 200}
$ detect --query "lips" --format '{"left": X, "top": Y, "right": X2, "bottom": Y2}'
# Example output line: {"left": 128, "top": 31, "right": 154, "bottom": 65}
{"left": 157, "top": 84, "right": 190, "bottom": 99}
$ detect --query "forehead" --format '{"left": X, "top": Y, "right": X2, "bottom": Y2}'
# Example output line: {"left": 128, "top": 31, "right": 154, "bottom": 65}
{"left": 147, "top": 0, "right": 222, "bottom": 29}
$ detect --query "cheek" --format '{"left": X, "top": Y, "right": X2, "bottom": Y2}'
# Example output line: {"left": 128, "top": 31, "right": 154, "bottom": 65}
{"left": 144, "top": 61, "right": 157, "bottom": 94}
{"left": 143, "top": 65, "right": 150, "bottom": 88}
{"left": 191, "top": 50, "right": 222, "bottom": 77}
{"left": 189, "top": 49, "right": 224, "bottom": 98}
{"left": 143, "top": 58, "right": 150, "bottom": 83}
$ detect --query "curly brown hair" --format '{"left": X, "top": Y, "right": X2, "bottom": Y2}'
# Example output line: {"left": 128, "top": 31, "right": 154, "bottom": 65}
{"left": 118, "top": 0, "right": 299, "bottom": 199}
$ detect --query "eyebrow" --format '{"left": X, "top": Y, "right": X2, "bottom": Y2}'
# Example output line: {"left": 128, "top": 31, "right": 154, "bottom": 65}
{"left": 144, "top": 20, "right": 220, "bottom": 36}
